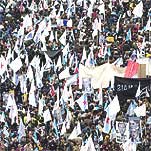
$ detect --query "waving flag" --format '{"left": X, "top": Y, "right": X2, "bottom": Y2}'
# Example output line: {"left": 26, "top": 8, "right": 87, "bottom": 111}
{"left": 134, "top": 103, "right": 146, "bottom": 117}
{"left": 43, "top": 109, "right": 52, "bottom": 123}
{"left": 135, "top": 82, "right": 141, "bottom": 98}
{"left": 68, "top": 121, "right": 82, "bottom": 140}
{"left": 59, "top": 30, "right": 66, "bottom": 45}
{"left": 103, "top": 107, "right": 111, "bottom": 134}
{"left": 9, "top": 57, "right": 22, "bottom": 73}
{"left": 103, "top": 95, "right": 120, "bottom": 134}
{"left": 18, "top": 118, "right": 26, "bottom": 141}
{"left": 76, "top": 94, "right": 88, "bottom": 112}
{"left": 132, "top": 1, "right": 143, "bottom": 18}
{"left": 126, "top": 29, "right": 132, "bottom": 41}
{"left": 0, "top": 55, "right": 7, "bottom": 76}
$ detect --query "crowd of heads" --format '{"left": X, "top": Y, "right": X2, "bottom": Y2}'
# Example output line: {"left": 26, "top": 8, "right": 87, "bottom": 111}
{"left": 0, "top": 0, "right": 151, "bottom": 150}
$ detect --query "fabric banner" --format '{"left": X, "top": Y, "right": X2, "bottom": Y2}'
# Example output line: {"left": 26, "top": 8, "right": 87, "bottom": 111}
{"left": 79, "top": 63, "right": 126, "bottom": 89}
{"left": 129, "top": 117, "right": 142, "bottom": 144}
{"left": 82, "top": 78, "right": 92, "bottom": 93}
{"left": 116, "top": 121, "right": 129, "bottom": 143}
{"left": 114, "top": 76, "right": 151, "bottom": 100}
{"left": 137, "top": 58, "right": 151, "bottom": 76}
{"left": 124, "top": 60, "right": 139, "bottom": 78}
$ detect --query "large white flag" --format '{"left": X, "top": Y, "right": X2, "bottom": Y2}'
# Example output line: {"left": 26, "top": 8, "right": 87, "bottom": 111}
{"left": 68, "top": 121, "right": 82, "bottom": 140}
{"left": 76, "top": 94, "right": 88, "bottom": 112}
{"left": 6, "top": 94, "right": 16, "bottom": 111}
{"left": 59, "top": 67, "right": 70, "bottom": 80}
{"left": 105, "top": 95, "right": 120, "bottom": 120}
{"left": 80, "top": 136, "right": 96, "bottom": 151}
{"left": 23, "top": 14, "right": 32, "bottom": 29}
{"left": 43, "top": 109, "right": 52, "bottom": 123}
{"left": 132, "top": 1, "right": 143, "bottom": 18}
{"left": 7, "top": 94, "right": 18, "bottom": 125}
{"left": 98, "top": 1, "right": 105, "bottom": 18}
{"left": 9, "top": 57, "right": 22, "bottom": 73}
{"left": 134, "top": 103, "right": 146, "bottom": 117}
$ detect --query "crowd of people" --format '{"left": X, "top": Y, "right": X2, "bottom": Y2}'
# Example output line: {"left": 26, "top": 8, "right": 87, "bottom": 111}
{"left": 0, "top": 0, "right": 151, "bottom": 150}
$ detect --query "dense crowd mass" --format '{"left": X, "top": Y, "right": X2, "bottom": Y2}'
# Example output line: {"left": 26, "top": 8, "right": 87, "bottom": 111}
{"left": 0, "top": 0, "right": 151, "bottom": 151}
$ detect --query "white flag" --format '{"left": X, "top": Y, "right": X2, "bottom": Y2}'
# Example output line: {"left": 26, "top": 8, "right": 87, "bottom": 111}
{"left": 61, "top": 121, "right": 66, "bottom": 135}
{"left": 62, "top": 43, "right": 69, "bottom": 57}
{"left": 86, "top": 136, "right": 96, "bottom": 151}
{"left": 68, "top": 85, "right": 75, "bottom": 109}
{"left": 126, "top": 101, "right": 137, "bottom": 116}
{"left": 80, "top": 136, "right": 96, "bottom": 151}
{"left": 43, "top": 109, "right": 52, "bottom": 123}
{"left": 6, "top": 94, "right": 16, "bottom": 111}
{"left": 76, "top": 94, "right": 88, "bottom": 112}
{"left": 38, "top": 98, "right": 45, "bottom": 115}
{"left": 134, "top": 103, "right": 146, "bottom": 117}
{"left": 30, "top": 55, "right": 40, "bottom": 69}
{"left": 116, "top": 14, "right": 122, "bottom": 33}
{"left": 66, "top": 109, "right": 72, "bottom": 129}
{"left": 98, "top": 1, "right": 105, "bottom": 18}
{"left": 107, "top": 95, "right": 120, "bottom": 120}
{"left": 0, "top": 55, "right": 7, "bottom": 76}
{"left": 98, "top": 85, "right": 103, "bottom": 106}
{"left": 146, "top": 116, "right": 151, "bottom": 124}
{"left": 67, "top": 19, "right": 72, "bottom": 27}
{"left": 26, "top": 65, "right": 34, "bottom": 82}
{"left": 122, "top": 138, "right": 137, "bottom": 151}
{"left": 59, "top": 30, "right": 66, "bottom": 45}
{"left": 9, "top": 57, "right": 22, "bottom": 73}
{"left": 0, "top": 112, "right": 5, "bottom": 123}
{"left": 18, "top": 118, "right": 26, "bottom": 140}
{"left": 49, "top": 31, "right": 54, "bottom": 42}
{"left": 145, "top": 18, "right": 151, "bottom": 31}
{"left": 3, "top": 126, "right": 9, "bottom": 138}
{"left": 68, "top": 121, "right": 82, "bottom": 140}
{"left": 81, "top": 47, "right": 87, "bottom": 62}
{"left": 132, "top": 1, "right": 143, "bottom": 18}
{"left": 8, "top": 95, "right": 18, "bottom": 125}
{"left": 23, "top": 14, "right": 32, "bottom": 29}
{"left": 29, "top": 80, "right": 37, "bottom": 107}
{"left": 59, "top": 67, "right": 70, "bottom": 80}
{"left": 26, "top": 108, "right": 31, "bottom": 123}
{"left": 135, "top": 82, "right": 141, "bottom": 98}
{"left": 145, "top": 88, "right": 150, "bottom": 97}
{"left": 56, "top": 56, "right": 62, "bottom": 69}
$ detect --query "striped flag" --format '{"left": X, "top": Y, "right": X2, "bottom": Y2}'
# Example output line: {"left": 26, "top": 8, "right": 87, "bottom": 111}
{"left": 76, "top": 94, "right": 88, "bottom": 112}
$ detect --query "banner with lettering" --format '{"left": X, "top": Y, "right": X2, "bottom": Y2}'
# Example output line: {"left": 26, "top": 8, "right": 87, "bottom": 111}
{"left": 114, "top": 76, "right": 151, "bottom": 101}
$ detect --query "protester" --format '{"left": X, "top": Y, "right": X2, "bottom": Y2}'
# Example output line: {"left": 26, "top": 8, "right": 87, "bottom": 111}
{"left": 0, "top": 0, "right": 151, "bottom": 151}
